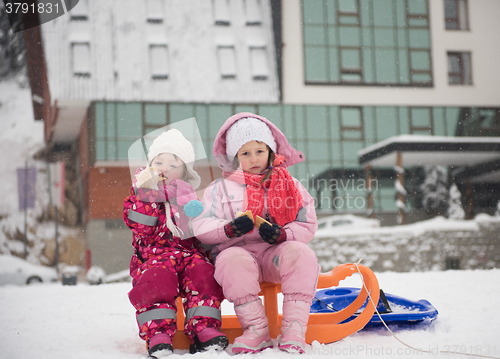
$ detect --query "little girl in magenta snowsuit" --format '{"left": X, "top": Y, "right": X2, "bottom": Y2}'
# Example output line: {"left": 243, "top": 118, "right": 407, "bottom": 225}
{"left": 192, "top": 113, "right": 320, "bottom": 354}
{"left": 123, "top": 129, "right": 228, "bottom": 358}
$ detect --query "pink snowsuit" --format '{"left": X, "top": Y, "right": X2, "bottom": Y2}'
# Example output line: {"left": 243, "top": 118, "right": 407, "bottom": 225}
{"left": 192, "top": 113, "right": 320, "bottom": 306}
{"left": 123, "top": 172, "right": 224, "bottom": 343}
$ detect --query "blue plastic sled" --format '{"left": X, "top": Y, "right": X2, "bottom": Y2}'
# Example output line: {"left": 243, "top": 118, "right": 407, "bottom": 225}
{"left": 311, "top": 287, "right": 438, "bottom": 329}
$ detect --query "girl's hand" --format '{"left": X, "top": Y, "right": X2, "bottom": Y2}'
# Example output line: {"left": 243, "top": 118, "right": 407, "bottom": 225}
{"left": 259, "top": 222, "right": 286, "bottom": 244}
{"left": 224, "top": 215, "right": 254, "bottom": 238}
{"left": 135, "top": 167, "right": 163, "bottom": 190}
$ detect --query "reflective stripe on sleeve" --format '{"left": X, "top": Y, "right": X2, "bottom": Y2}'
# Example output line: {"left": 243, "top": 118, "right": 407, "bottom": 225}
{"left": 296, "top": 207, "right": 307, "bottom": 222}
{"left": 185, "top": 306, "right": 222, "bottom": 322}
{"left": 137, "top": 308, "right": 177, "bottom": 327}
{"left": 203, "top": 178, "right": 223, "bottom": 219}
{"left": 128, "top": 209, "right": 158, "bottom": 226}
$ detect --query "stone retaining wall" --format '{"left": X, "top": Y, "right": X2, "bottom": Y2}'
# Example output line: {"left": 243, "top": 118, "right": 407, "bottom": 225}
{"left": 310, "top": 219, "right": 500, "bottom": 272}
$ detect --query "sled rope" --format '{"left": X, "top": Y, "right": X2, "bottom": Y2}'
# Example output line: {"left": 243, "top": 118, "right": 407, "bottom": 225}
{"left": 354, "top": 259, "right": 500, "bottom": 359}
{"left": 312, "top": 297, "right": 339, "bottom": 312}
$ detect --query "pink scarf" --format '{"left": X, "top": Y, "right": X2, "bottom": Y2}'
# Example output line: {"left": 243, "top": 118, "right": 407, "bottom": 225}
{"left": 159, "top": 178, "right": 197, "bottom": 206}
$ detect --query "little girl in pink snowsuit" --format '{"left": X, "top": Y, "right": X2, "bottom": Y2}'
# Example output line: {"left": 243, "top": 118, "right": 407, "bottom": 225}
{"left": 123, "top": 129, "right": 228, "bottom": 358}
{"left": 192, "top": 113, "right": 320, "bottom": 354}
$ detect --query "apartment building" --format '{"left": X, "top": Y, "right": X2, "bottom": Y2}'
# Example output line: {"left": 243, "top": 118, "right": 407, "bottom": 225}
{"left": 24, "top": 0, "right": 500, "bottom": 272}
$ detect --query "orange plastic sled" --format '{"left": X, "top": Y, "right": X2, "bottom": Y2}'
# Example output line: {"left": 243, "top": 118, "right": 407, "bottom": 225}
{"left": 172, "top": 263, "right": 380, "bottom": 349}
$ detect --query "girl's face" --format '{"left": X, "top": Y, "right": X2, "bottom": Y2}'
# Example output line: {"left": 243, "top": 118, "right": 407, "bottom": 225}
{"left": 236, "top": 141, "right": 270, "bottom": 174}
{"left": 151, "top": 152, "right": 186, "bottom": 185}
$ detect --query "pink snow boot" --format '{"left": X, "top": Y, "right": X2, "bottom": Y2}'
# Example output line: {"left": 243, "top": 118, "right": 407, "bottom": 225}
{"left": 278, "top": 301, "right": 311, "bottom": 354}
{"left": 148, "top": 333, "right": 173, "bottom": 358}
{"left": 232, "top": 299, "right": 273, "bottom": 354}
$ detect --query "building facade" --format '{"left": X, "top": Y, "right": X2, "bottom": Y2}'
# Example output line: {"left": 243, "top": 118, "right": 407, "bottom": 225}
{"left": 24, "top": 0, "right": 500, "bottom": 273}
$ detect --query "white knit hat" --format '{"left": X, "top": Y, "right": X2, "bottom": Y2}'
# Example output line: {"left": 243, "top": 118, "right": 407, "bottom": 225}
{"left": 226, "top": 117, "right": 277, "bottom": 159}
{"left": 147, "top": 129, "right": 201, "bottom": 189}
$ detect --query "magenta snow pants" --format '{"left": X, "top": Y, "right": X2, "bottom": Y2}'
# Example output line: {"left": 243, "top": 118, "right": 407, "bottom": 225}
{"left": 128, "top": 249, "right": 224, "bottom": 342}
{"left": 214, "top": 241, "right": 320, "bottom": 306}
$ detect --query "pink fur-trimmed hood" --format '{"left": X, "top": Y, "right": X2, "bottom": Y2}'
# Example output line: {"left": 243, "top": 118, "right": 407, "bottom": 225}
{"left": 212, "top": 112, "right": 305, "bottom": 172}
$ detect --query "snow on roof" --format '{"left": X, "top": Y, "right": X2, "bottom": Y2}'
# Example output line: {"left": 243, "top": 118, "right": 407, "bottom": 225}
{"left": 359, "top": 135, "right": 500, "bottom": 156}
{"left": 358, "top": 135, "right": 500, "bottom": 167}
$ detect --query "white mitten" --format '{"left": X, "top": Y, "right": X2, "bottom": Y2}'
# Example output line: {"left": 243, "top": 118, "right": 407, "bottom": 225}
{"left": 135, "top": 167, "right": 163, "bottom": 190}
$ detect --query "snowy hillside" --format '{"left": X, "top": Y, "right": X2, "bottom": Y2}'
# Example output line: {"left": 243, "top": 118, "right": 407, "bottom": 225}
{"left": 0, "top": 80, "right": 43, "bottom": 213}
{"left": 0, "top": 80, "right": 46, "bottom": 258}
{"left": 0, "top": 79, "right": 82, "bottom": 267}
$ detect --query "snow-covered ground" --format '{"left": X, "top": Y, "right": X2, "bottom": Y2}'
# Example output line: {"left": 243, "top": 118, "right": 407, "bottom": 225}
{"left": 1, "top": 269, "right": 499, "bottom": 359}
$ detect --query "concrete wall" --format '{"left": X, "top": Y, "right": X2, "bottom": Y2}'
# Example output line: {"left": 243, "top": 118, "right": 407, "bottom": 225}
{"left": 85, "top": 219, "right": 132, "bottom": 275}
{"left": 311, "top": 219, "right": 500, "bottom": 272}
{"left": 317, "top": 211, "right": 430, "bottom": 227}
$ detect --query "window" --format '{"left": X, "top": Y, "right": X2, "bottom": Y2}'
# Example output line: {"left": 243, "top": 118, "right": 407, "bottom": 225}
{"left": 375, "top": 107, "right": 399, "bottom": 139}
{"left": 72, "top": 42, "right": 91, "bottom": 77}
{"left": 249, "top": 47, "right": 269, "bottom": 80}
{"left": 144, "top": 103, "right": 168, "bottom": 134}
{"left": 244, "top": 0, "right": 262, "bottom": 25}
{"left": 146, "top": 0, "right": 164, "bottom": 23}
{"left": 213, "top": 0, "right": 231, "bottom": 26}
{"left": 409, "top": 49, "right": 432, "bottom": 84}
{"left": 445, "top": 0, "right": 469, "bottom": 30}
{"left": 340, "top": 47, "right": 362, "bottom": 82}
{"left": 410, "top": 107, "right": 433, "bottom": 135}
{"left": 338, "top": 0, "right": 360, "bottom": 25}
{"left": 478, "top": 109, "right": 500, "bottom": 136}
{"left": 149, "top": 45, "right": 169, "bottom": 80}
{"left": 67, "top": 0, "right": 88, "bottom": 20}
{"left": 407, "top": 0, "right": 430, "bottom": 28}
{"left": 448, "top": 52, "right": 471, "bottom": 85}
{"left": 217, "top": 46, "right": 237, "bottom": 79}
{"left": 302, "top": 0, "right": 432, "bottom": 86}
{"left": 340, "top": 107, "right": 363, "bottom": 141}
{"left": 94, "top": 102, "right": 142, "bottom": 162}
{"left": 457, "top": 108, "right": 500, "bottom": 136}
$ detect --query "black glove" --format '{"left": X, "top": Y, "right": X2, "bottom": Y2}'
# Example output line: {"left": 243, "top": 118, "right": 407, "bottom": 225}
{"left": 224, "top": 215, "right": 254, "bottom": 238}
{"left": 259, "top": 222, "right": 286, "bottom": 244}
